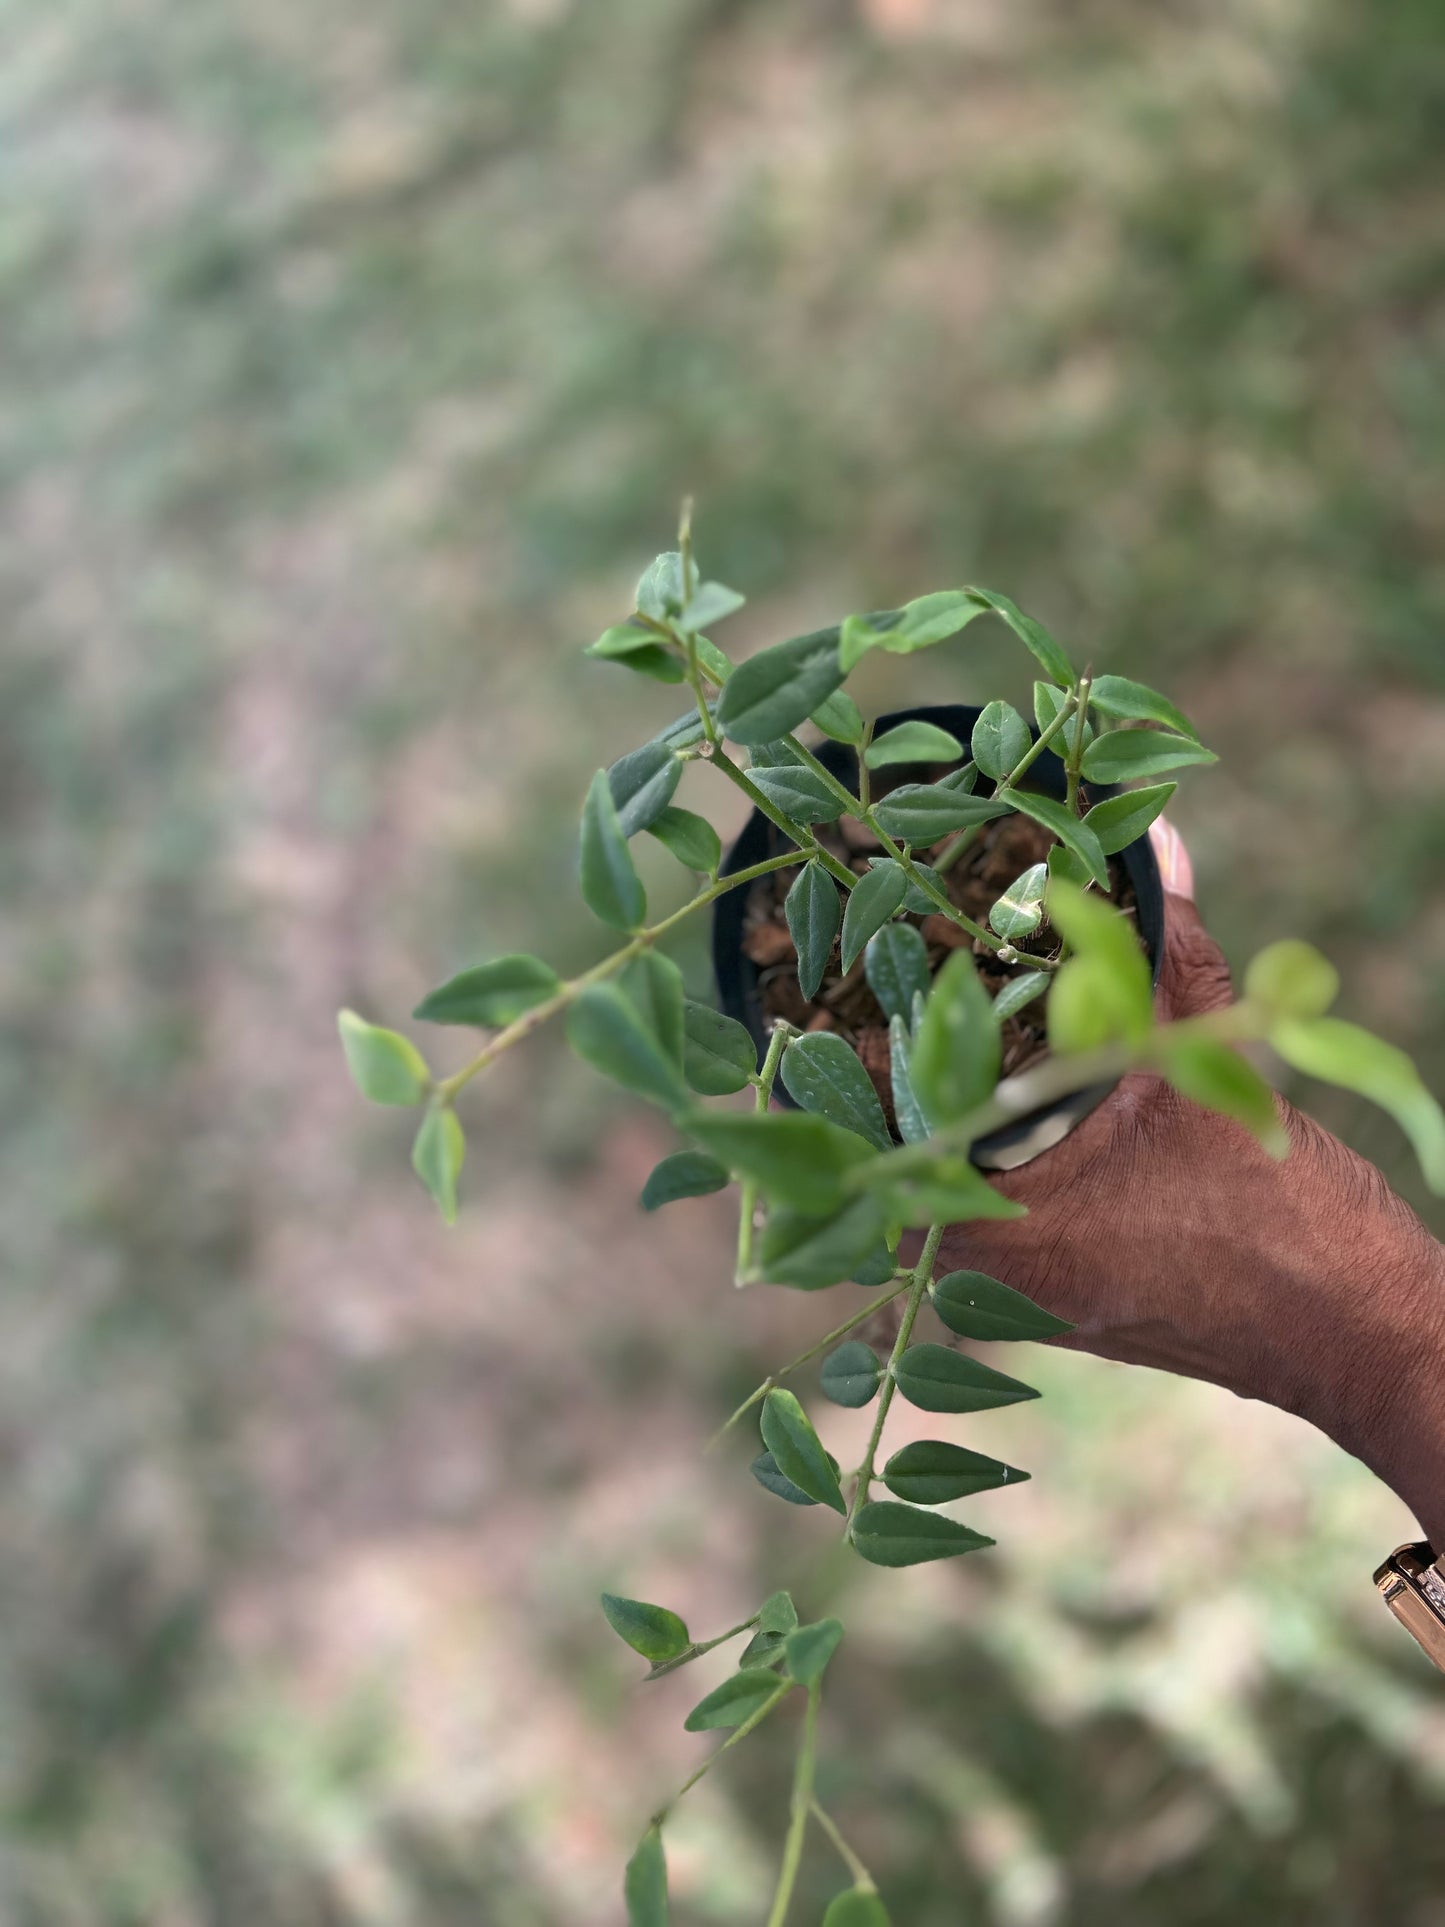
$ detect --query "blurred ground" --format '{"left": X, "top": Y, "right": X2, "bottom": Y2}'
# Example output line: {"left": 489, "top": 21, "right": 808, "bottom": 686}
{"left": 3, "top": 0, "right": 1445, "bottom": 1920}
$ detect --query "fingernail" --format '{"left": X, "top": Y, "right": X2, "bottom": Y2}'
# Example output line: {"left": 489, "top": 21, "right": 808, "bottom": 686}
{"left": 1149, "top": 815, "right": 1194, "bottom": 900}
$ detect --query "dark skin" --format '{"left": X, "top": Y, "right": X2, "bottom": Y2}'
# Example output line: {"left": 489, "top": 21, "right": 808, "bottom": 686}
{"left": 929, "top": 892, "right": 1445, "bottom": 1548}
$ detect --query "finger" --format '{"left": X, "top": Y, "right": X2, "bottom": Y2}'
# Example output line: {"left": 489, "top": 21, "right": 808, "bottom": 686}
{"left": 1155, "top": 889, "right": 1234, "bottom": 1022}
{"left": 1149, "top": 814, "right": 1194, "bottom": 901}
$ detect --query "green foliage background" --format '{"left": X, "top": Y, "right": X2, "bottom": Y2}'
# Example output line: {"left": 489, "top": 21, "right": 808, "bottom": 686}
{"left": 3, "top": 0, "right": 1444, "bottom": 1919}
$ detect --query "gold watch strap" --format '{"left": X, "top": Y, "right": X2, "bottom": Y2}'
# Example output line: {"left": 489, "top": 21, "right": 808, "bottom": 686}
{"left": 1375, "top": 1541, "right": 1445, "bottom": 1673}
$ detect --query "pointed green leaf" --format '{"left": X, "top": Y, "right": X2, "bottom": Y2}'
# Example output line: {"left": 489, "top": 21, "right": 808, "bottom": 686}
{"left": 1270, "top": 1017, "right": 1445, "bottom": 1193}
{"left": 993, "top": 971, "right": 1050, "bottom": 1022}
{"left": 823, "top": 1888, "right": 890, "bottom": 1927}
{"left": 621, "top": 950, "right": 685, "bottom": 1066}
{"left": 781, "top": 1034, "right": 891, "bottom": 1149}
{"left": 882, "top": 1440, "right": 1029, "bottom": 1505}
{"left": 1046, "top": 843, "right": 1092, "bottom": 891}
{"left": 784, "top": 1618, "right": 843, "bottom": 1686}
{"left": 998, "top": 788, "right": 1109, "bottom": 889}
{"left": 759, "top": 1590, "right": 799, "bottom": 1635}
{"left": 1034, "top": 680, "right": 1089, "bottom": 748}
{"left": 607, "top": 741, "right": 684, "bottom": 838}
{"left": 761, "top": 1388, "right": 846, "bottom": 1514}
{"left": 786, "top": 862, "right": 843, "bottom": 1002}
{"left": 935, "top": 762, "right": 979, "bottom": 794}
{"left": 739, "top": 1628, "right": 788, "bottom": 1670}
{"left": 867, "top": 857, "right": 948, "bottom": 914}
{"left": 1081, "top": 731, "right": 1217, "bottom": 785}
{"left": 624, "top": 1826, "right": 669, "bottom": 1927}
{"left": 853, "top": 1240, "right": 901, "bottom": 1287}
{"left": 759, "top": 1195, "right": 890, "bottom": 1289}
{"left": 684, "top": 580, "right": 746, "bottom": 630}
{"left": 866, "top": 922, "right": 931, "bottom": 1025}
{"left": 969, "top": 589, "right": 1075, "bottom": 686}
{"left": 1244, "top": 940, "right": 1339, "bottom": 1020}
{"left": 683, "top": 1669, "right": 789, "bottom": 1733}
{"left": 580, "top": 770, "right": 647, "bottom": 930}
{"left": 1082, "top": 782, "right": 1177, "bottom": 857}
{"left": 930, "top": 1270, "right": 1073, "bottom": 1340}
{"left": 811, "top": 688, "right": 866, "bottom": 745}
{"left": 1088, "top": 673, "right": 1200, "bottom": 741}
{"left": 752, "top": 1449, "right": 837, "bottom": 1507}
{"left": 864, "top": 721, "right": 964, "bottom": 769}
{"left": 820, "top": 1341, "right": 883, "bottom": 1407}
{"left": 971, "top": 701, "right": 1031, "bottom": 782}
{"left": 988, "top": 863, "right": 1048, "bottom": 941}
{"left": 841, "top": 862, "right": 908, "bottom": 973}
{"left": 889, "top": 1014, "right": 932, "bottom": 1145}
{"left": 1045, "top": 880, "right": 1153, "bottom": 1051}
{"left": 640, "top": 1150, "right": 731, "bottom": 1210}
{"left": 566, "top": 983, "right": 688, "bottom": 1110}
{"left": 586, "top": 624, "right": 685, "bottom": 685}
{"left": 717, "top": 626, "right": 847, "bottom": 745}
{"left": 413, "top": 955, "right": 561, "bottom": 1028}
{"left": 893, "top": 1344, "right": 1040, "bottom": 1413}
{"left": 748, "top": 765, "right": 848, "bottom": 825}
{"left": 602, "top": 1593, "right": 691, "bottom": 1664}
{"left": 636, "top": 550, "right": 693, "bottom": 620}
{"left": 338, "top": 1010, "right": 429, "bottom": 1106}
{"left": 648, "top": 806, "right": 722, "bottom": 875}
{"left": 412, "top": 1105, "right": 464, "bottom": 1223}
{"left": 839, "top": 592, "right": 988, "bottom": 673}
{"left": 691, "top": 632, "right": 734, "bottom": 685}
{"left": 872, "top": 1152, "right": 1027, "bottom": 1228}
{"left": 910, "top": 951, "right": 1000, "bottom": 1125}
{"left": 681, "top": 1001, "right": 757, "bottom": 1094}
{"left": 850, "top": 1500, "right": 995, "bottom": 1567}
{"left": 687, "top": 1111, "right": 876, "bottom": 1213}
{"left": 870, "top": 787, "right": 1010, "bottom": 845}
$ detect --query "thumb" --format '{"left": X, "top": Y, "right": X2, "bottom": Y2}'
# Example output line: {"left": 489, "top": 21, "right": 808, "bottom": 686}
{"left": 1155, "top": 890, "right": 1234, "bottom": 1021}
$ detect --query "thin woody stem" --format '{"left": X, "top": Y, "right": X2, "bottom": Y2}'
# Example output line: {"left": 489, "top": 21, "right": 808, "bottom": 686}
{"left": 810, "top": 1802, "right": 878, "bottom": 1892}
{"left": 1065, "top": 671, "right": 1092, "bottom": 817}
{"left": 845, "top": 1222, "right": 945, "bottom": 1533}
{"left": 765, "top": 1681, "right": 822, "bottom": 1927}
{"left": 654, "top": 1679, "right": 793, "bottom": 1821}
{"left": 644, "top": 1612, "right": 761, "bottom": 1682}
{"left": 735, "top": 1023, "right": 794, "bottom": 1285}
{"left": 711, "top": 747, "right": 858, "bottom": 892}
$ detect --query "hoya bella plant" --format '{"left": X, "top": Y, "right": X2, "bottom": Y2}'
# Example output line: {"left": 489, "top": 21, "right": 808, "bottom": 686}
{"left": 339, "top": 513, "right": 1445, "bottom": 1926}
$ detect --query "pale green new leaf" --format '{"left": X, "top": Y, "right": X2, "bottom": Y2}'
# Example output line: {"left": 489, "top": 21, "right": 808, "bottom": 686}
{"left": 413, "top": 955, "right": 561, "bottom": 1027}
{"left": 412, "top": 1105, "right": 465, "bottom": 1224}
{"left": 635, "top": 550, "right": 694, "bottom": 620}
{"left": 1244, "top": 940, "right": 1340, "bottom": 1020}
{"left": 1271, "top": 1017, "right": 1445, "bottom": 1193}
{"left": 585, "top": 624, "right": 686, "bottom": 685}
{"left": 686, "top": 1111, "right": 876, "bottom": 1213}
{"left": 683, "top": 580, "right": 746, "bottom": 630}
{"left": 811, "top": 688, "right": 866, "bottom": 744}
{"left": 601, "top": 1593, "right": 691, "bottom": 1664}
{"left": 338, "top": 1010, "right": 429, "bottom": 1106}
{"left": 1154, "top": 1032, "right": 1287, "bottom": 1155}
{"left": 910, "top": 951, "right": 999, "bottom": 1124}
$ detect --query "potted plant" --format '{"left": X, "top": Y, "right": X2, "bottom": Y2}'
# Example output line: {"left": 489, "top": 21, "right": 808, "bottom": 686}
{"left": 337, "top": 512, "right": 1445, "bottom": 1925}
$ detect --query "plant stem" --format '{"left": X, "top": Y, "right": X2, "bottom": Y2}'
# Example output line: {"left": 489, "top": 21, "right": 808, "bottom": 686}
{"left": 711, "top": 747, "right": 858, "bottom": 892}
{"left": 933, "top": 694, "right": 1077, "bottom": 876}
{"left": 845, "top": 1222, "right": 945, "bottom": 1532}
{"left": 1065, "top": 672, "right": 1092, "bottom": 817}
{"left": 705, "top": 1271, "right": 912, "bottom": 1448}
{"left": 735, "top": 1022, "right": 793, "bottom": 1285}
{"left": 645, "top": 1612, "right": 761, "bottom": 1681}
{"left": 434, "top": 852, "right": 801, "bottom": 1101}
{"left": 856, "top": 719, "right": 873, "bottom": 814}
{"left": 810, "top": 1802, "right": 878, "bottom": 1892}
{"left": 655, "top": 1679, "right": 793, "bottom": 1821}
{"left": 765, "top": 1681, "right": 822, "bottom": 1927}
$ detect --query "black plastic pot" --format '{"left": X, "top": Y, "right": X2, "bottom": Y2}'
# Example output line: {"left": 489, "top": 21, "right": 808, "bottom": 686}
{"left": 711, "top": 703, "right": 1166, "bottom": 1171}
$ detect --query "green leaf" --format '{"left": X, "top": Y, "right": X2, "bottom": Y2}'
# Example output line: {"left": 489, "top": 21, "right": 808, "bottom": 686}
{"left": 1082, "top": 782, "right": 1177, "bottom": 857}
{"left": 640, "top": 1150, "right": 731, "bottom": 1210}
{"left": 1270, "top": 1017, "right": 1445, "bottom": 1193}
{"left": 781, "top": 1034, "right": 891, "bottom": 1150}
{"left": 784, "top": 1618, "right": 843, "bottom": 1686}
{"left": 338, "top": 1010, "right": 429, "bottom": 1106}
{"left": 866, "top": 923, "right": 931, "bottom": 1025}
{"left": 684, "top": 580, "right": 746, "bottom": 630}
{"left": 739, "top": 1628, "right": 788, "bottom": 1670}
{"left": 580, "top": 770, "right": 647, "bottom": 930}
{"left": 993, "top": 971, "right": 1050, "bottom": 1022}
{"left": 648, "top": 806, "right": 722, "bottom": 875}
{"left": 786, "top": 862, "right": 843, "bottom": 1002}
{"left": 872, "top": 1153, "right": 1027, "bottom": 1228}
{"left": 684, "top": 1669, "right": 788, "bottom": 1733}
{"left": 971, "top": 701, "right": 1031, "bottom": 782}
{"left": 864, "top": 720, "right": 964, "bottom": 769}
{"left": 620, "top": 950, "right": 685, "bottom": 1067}
{"left": 1244, "top": 940, "right": 1340, "bottom": 1020}
{"left": 1046, "top": 843, "right": 1092, "bottom": 891}
{"left": 930, "top": 1270, "right": 1073, "bottom": 1340}
{"left": 850, "top": 1500, "right": 995, "bottom": 1567}
{"left": 717, "top": 626, "right": 847, "bottom": 745}
{"left": 910, "top": 952, "right": 999, "bottom": 1125}
{"left": 1045, "top": 880, "right": 1154, "bottom": 1051}
{"left": 1088, "top": 673, "right": 1200, "bottom": 741}
{"left": 889, "top": 1015, "right": 932, "bottom": 1145}
{"left": 413, "top": 955, "right": 561, "bottom": 1028}
{"left": 687, "top": 1111, "right": 876, "bottom": 1213}
{"left": 823, "top": 1888, "right": 890, "bottom": 1927}
{"left": 759, "top": 1194, "right": 890, "bottom": 1289}
{"left": 681, "top": 1001, "right": 757, "bottom": 1095}
{"left": 608, "top": 741, "right": 684, "bottom": 838}
{"left": 1081, "top": 731, "right": 1218, "bottom": 785}
{"left": 750, "top": 737, "right": 810, "bottom": 770}
{"left": 624, "top": 1827, "right": 669, "bottom": 1927}
{"left": 747, "top": 765, "right": 848, "bottom": 825}
{"left": 601, "top": 1593, "right": 691, "bottom": 1665}
{"left": 853, "top": 1240, "right": 901, "bottom": 1287}
{"left": 867, "top": 857, "right": 948, "bottom": 914}
{"left": 838, "top": 592, "right": 988, "bottom": 672}
{"left": 841, "top": 862, "right": 908, "bottom": 973}
{"left": 760, "top": 1388, "right": 846, "bottom": 1513}
{"left": 691, "top": 632, "right": 734, "bottom": 685}
{"left": 1153, "top": 1032, "right": 1287, "bottom": 1154}
{"left": 759, "top": 1593, "right": 798, "bottom": 1636}
{"left": 870, "top": 787, "right": 1010, "bottom": 845}
{"left": 988, "top": 863, "right": 1047, "bottom": 941}
{"left": 820, "top": 1341, "right": 883, "bottom": 1407}
{"left": 935, "top": 762, "right": 979, "bottom": 794}
{"left": 811, "top": 688, "right": 866, "bottom": 745}
{"left": 893, "top": 1344, "right": 1040, "bottom": 1413}
{"left": 999, "top": 788, "right": 1109, "bottom": 889}
{"left": 636, "top": 551, "right": 693, "bottom": 620}
{"left": 411, "top": 1105, "right": 464, "bottom": 1223}
{"left": 968, "top": 589, "right": 1075, "bottom": 686}
{"left": 1034, "top": 680, "right": 1089, "bottom": 748}
{"left": 586, "top": 623, "right": 685, "bottom": 685}
{"left": 566, "top": 983, "right": 688, "bottom": 1110}
{"left": 752, "top": 1449, "right": 837, "bottom": 1506}
{"left": 882, "top": 1440, "right": 1029, "bottom": 1505}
